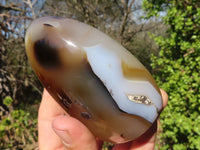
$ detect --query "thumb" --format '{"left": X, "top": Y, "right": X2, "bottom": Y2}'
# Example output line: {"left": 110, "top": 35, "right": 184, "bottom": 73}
{"left": 52, "top": 115, "right": 98, "bottom": 150}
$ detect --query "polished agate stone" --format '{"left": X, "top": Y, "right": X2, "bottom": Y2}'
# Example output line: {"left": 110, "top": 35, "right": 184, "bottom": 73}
{"left": 25, "top": 17, "right": 163, "bottom": 143}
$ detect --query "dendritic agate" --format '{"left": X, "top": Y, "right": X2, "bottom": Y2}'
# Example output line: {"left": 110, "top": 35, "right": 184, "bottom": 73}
{"left": 25, "top": 17, "right": 163, "bottom": 143}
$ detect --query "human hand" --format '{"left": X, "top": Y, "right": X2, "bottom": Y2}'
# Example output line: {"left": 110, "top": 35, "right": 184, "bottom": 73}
{"left": 38, "top": 89, "right": 168, "bottom": 150}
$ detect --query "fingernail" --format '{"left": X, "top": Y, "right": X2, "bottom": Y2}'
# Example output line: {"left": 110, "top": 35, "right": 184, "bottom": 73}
{"left": 54, "top": 129, "right": 72, "bottom": 145}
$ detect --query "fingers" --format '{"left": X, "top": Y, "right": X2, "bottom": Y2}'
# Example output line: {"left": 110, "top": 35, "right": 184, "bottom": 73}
{"left": 160, "top": 89, "right": 168, "bottom": 108}
{"left": 52, "top": 115, "right": 98, "bottom": 150}
{"left": 39, "top": 88, "right": 168, "bottom": 150}
{"left": 39, "top": 89, "right": 66, "bottom": 118}
{"left": 38, "top": 89, "right": 66, "bottom": 150}
{"left": 38, "top": 89, "right": 99, "bottom": 150}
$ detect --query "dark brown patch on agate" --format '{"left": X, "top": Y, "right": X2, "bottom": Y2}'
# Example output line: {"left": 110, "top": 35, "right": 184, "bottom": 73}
{"left": 58, "top": 90, "right": 72, "bottom": 104}
{"left": 34, "top": 39, "right": 61, "bottom": 69}
{"left": 81, "top": 112, "right": 91, "bottom": 119}
{"left": 50, "top": 90, "right": 72, "bottom": 109}
{"left": 57, "top": 90, "right": 72, "bottom": 109}
{"left": 120, "top": 133, "right": 125, "bottom": 138}
{"left": 43, "top": 23, "right": 54, "bottom": 27}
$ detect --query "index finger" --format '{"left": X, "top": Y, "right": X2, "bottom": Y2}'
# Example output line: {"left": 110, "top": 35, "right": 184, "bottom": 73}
{"left": 38, "top": 88, "right": 67, "bottom": 150}
{"left": 160, "top": 89, "right": 168, "bottom": 108}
